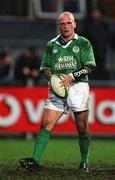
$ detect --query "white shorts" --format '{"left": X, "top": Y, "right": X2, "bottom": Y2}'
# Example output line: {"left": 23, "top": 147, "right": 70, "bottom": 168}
{"left": 44, "top": 82, "right": 90, "bottom": 113}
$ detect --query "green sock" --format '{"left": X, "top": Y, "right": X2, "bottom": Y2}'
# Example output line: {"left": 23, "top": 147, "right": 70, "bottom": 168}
{"left": 33, "top": 128, "right": 51, "bottom": 162}
{"left": 78, "top": 133, "right": 90, "bottom": 164}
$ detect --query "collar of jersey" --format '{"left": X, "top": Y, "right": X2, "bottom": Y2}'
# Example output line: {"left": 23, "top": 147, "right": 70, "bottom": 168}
{"left": 50, "top": 33, "right": 78, "bottom": 48}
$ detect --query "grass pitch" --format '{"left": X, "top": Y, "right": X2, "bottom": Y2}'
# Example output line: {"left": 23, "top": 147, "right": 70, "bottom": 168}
{"left": 0, "top": 138, "right": 115, "bottom": 180}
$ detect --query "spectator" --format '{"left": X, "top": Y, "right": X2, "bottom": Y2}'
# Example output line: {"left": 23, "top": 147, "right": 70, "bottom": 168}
{"left": 0, "top": 51, "right": 12, "bottom": 85}
{"left": 82, "top": 8, "right": 111, "bottom": 80}
{"left": 14, "top": 47, "right": 41, "bottom": 86}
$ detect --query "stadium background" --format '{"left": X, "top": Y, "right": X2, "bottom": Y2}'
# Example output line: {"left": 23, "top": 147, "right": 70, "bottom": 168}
{"left": 0, "top": 1, "right": 115, "bottom": 179}
{"left": 0, "top": 0, "right": 115, "bottom": 137}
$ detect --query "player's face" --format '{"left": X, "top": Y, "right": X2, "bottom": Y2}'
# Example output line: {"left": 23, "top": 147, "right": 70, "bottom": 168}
{"left": 58, "top": 14, "right": 76, "bottom": 39}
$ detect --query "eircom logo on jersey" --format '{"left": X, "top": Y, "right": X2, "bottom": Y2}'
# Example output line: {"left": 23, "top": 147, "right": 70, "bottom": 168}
{"left": 0, "top": 87, "right": 115, "bottom": 134}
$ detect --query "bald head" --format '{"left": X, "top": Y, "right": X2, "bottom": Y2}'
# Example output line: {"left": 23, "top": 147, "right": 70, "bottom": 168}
{"left": 58, "top": 11, "right": 75, "bottom": 22}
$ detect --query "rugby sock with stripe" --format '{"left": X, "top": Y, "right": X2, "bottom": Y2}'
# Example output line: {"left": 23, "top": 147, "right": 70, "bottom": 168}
{"left": 33, "top": 128, "right": 51, "bottom": 162}
{"left": 78, "top": 133, "right": 90, "bottom": 164}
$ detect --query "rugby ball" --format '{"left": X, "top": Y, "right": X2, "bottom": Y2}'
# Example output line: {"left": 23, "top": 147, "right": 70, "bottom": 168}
{"left": 50, "top": 74, "right": 68, "bottom": 98}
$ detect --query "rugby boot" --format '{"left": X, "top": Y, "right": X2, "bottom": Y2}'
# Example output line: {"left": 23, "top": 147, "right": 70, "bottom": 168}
{"left": 78, "top": 162, "right": 89, "bottom": 172}
{"left": 19, "top": 158, "right": 39, "bottom": 171}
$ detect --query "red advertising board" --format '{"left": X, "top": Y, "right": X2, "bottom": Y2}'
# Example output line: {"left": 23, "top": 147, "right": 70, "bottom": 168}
{"left": 0, "top": 87, "right": 115, "bottom": 135}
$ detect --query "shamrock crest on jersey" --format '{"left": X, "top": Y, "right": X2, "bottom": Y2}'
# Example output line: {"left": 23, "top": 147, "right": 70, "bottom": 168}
{"left": 73, "top": 46, "right": 79, "bottom": 53}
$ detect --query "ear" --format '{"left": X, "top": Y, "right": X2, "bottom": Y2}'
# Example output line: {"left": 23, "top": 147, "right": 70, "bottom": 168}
{"left": 74, "top": 21, "right": 77, "bottom": 28}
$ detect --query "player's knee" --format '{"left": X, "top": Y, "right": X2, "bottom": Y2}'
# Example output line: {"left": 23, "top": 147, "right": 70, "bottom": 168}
{"left": 42, "top": 119, "right": 53, "bottom": 131}
{"left": 77, "top": 121, "right": 87, "bottom": 134}
{"left": 77, "top": 122, "right": 91, "bottom": 140}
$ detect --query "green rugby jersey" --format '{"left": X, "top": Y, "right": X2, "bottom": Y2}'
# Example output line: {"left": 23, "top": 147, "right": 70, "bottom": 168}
{"left": 40, "top": 34, "right": 96, "bottom": 82}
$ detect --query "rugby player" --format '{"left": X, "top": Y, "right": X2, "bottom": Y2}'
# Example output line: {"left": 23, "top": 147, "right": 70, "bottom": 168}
{"left": 19, "top": 11, "right": 96, "bottom": 173}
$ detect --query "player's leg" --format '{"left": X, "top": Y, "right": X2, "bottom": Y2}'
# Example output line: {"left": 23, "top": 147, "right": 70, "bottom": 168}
{"left": 19, "top": 91, "right": 66, "bottom": 171}
{"left": 67, "top": 82, "right": 90, "bottom": 172}
{"left": 74, "top": 110, "right": 90, "bottom": 172}
{"left": 32, "top": 108, "right": 63, "bottom": 162}
{"left": 19, "top": 108, "right": 63, "bottom": 171}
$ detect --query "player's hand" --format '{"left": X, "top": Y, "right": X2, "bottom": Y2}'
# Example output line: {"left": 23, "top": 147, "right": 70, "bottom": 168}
{"left": 44, "top": 70, "right": 52, "bottom": 81}
{"left": 60, "top": 73, "right": 75, "bottom": 88}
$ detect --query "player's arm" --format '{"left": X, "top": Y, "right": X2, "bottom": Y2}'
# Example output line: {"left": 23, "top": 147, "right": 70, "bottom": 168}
{"left": 69, "top": 65, "right": 94, "bottom": 80}
{"left": 39, "top": 42, "right": 53, "bottom": 80}
{"left": 70, "top": 38, "right": 96, "bottom": 80}
{"left": 61, "top": 39, "right": 96, "bottom": 87}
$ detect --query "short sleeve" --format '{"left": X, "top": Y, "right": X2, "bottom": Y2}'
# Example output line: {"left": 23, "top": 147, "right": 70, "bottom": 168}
{"left": 39, "top": 42, "right": 53, "bottom": 72}
{"left": 80, "top": 39, "right": 96, "bottom": 68}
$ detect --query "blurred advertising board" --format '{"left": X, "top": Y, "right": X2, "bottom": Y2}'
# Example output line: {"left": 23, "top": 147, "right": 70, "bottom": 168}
{"left": 0, "top": 87, "right": 115, "bottom": 135}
